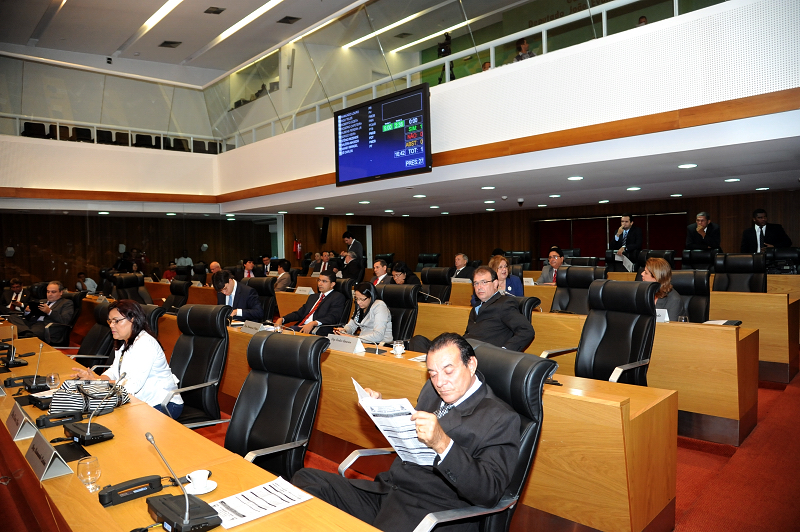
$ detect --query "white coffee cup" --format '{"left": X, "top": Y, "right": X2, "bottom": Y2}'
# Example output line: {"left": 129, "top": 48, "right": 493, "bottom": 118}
{"left": 188, "top": 469, "right": 209, "bottom": 490}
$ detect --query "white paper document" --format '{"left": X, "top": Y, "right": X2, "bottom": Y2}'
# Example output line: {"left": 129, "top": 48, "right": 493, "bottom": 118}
{"left": 352, "top": 379, "right": 436, "bottom": 466}
{"left": 210, "top": 476, "right": 312, "bottom": 529}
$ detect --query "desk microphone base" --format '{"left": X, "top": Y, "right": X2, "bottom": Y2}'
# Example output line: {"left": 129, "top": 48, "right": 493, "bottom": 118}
{"left": 1, "top": 356, "right": 28, "bottom": 368}
{"left": 147, "top": 494, "right": 221, "bottom": 532}
{"left": 63, "top": 422, "right": 114, "bottom": 445}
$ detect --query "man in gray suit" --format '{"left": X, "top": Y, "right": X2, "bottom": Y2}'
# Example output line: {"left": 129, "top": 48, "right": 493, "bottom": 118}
{"left": 274, "top": 260, "right": 292, "bottom": 292}
{"left": 536, "top": 246, "right": 564, "bottom": 285}
{"left": 8, "top": 281, "right": 74, "bottom": 344}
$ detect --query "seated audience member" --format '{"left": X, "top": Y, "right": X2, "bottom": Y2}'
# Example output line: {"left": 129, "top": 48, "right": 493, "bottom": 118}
{"left": 641, "top": 258, "right": 685, "bottom": 321}
{"left": 175, "top": 249, "right": 193, "bottom": 267}
{"left": 482, "top": 61, "right": 491, "bottom": 71}
{"left": 334, "top": 283, "right": 393, "bottom": 344}
{"left": 391, "top": 262, "right": 421, "bottom": 285}
{"left": 328, "top": 250, "right": 342, "bottom": 272}
{"left": 638, "top": 15, "right": 648, "bottom": 26}
{"left": 313, "top": 251, "right": 336, "bottom": 274}
{"left": 3, "top": 278, "right": 31, "bottom": 312}
{"left": 340, "top": 251, "right": 364, "bottom": 280}
{"left": 274, "top": 259, "right": 291, "bottom": 292}
{"left": 163, "top": 262, "right": 177, "bottom": 281}
{"left": 7, "top": 281, "right": 74, "bottom": 344}
{"left": 740, "top": 208, "right": 793, "bottom": 253}
{"left": 131, "top": 263, "right": 141, "bottom": 273}
{"left": 274, "top": 271, "right": 345, "bottom": 335}
{"left": 452, "top": 253, "right": 474, "bottom": 279}
{"left": 71, "top": 300, "right": 183, "bottom": 418}
{"left": 292, "top": 332, "right": 519, "bottom": 532}
{"left": 512, "top": 37, "right": 535, "bottom": 62}
{"left": 76, "top": 272, "right": 98, "bottom": 293}
{"left": 261, "top": 256, "right": 273, "bottom": 274}
{"left": 209, "top": 261, "right": 221, "bottom": 275}
{"left": 536, "top": 246, "right": 564, "bottom": 285}
{"left": 312, "top": 253, "right": 322, "bottom": 268}
{"left": 242, "top": 258, "right": 255, "bottom": 278}
{"left": 409, "top": 266, "right": 534, "bottom": 353}
{"left": 371, "top": 259, "right": 391, "bottom": 286}
{"left": 472, "top": 255, "right": 523, "bottom": 305}
{"left": 213, "top": 269, "right": 264, "bottom": 322}
{"left": 685, "top": 211, "right": 722, "bottom": 251}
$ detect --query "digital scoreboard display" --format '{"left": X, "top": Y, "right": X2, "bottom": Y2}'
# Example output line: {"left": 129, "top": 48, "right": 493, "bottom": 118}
{"left": 335, "top": 83, "right": 432, "bottom": 187}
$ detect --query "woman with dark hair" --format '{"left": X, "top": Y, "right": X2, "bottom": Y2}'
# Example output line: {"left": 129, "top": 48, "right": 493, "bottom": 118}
{"left": 390, "top": 262, "right": 421, "bottom": 285}
{"left": 641, "top": 257, "right": 685, "bottom": 321}
{"left": 71, "top": 300, "right": 183, "bottom": 418}
{"left": 334, "top": 282, "right": 393, "bottom": 343}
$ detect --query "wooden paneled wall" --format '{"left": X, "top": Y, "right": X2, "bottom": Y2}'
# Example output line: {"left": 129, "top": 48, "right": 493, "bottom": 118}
{"left": 0, "top": 214, "right": 271, "bottom": 286}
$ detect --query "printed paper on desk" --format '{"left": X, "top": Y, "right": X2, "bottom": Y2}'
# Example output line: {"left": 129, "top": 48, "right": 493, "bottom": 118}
{"left": 352, "top": 379, "right": 436, "bottom": 466}
{"left": 210, "top": 476, "right": 311, "bottom": 529}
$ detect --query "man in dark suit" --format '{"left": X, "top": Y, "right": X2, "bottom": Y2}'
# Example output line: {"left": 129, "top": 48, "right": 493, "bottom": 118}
{"left": 340, "top": 251, "right": 364, "bottom": 281}
{"left": 686, "top": 211, "right": 722, "bottom": 251}
{"left": 611, "top": 213, "right": 642, "bottom": 270}
{"left": 370, "top": 259, "right": 391, "bottom": 286}
{"left": 342, "top": 231, "right": 364, "bottom": 264}
{"left": 275, "top": 271, "right": 345, "bottom": 335}
{"left": 212, "top": 270, "right": 264, "bottom": 322}
{"left": 2, "top": 278, "right": 30, "bottom": 312}
{"left": 257, "top": 256, "right": 274, "bottom": 276}
{"left": 293, "top": 332, "right": 519, "bottom": 532}
{"left": 740, "top": 208, "right": 793, "bottom": 253}
{"left": 312, "top": 251, "right": 337, "bottom": 274}
{"left": 452, "top": 253, "right": 474, "bottom": 279}
{"left": 7, "top": 281, "right": 74, "bottom": 344}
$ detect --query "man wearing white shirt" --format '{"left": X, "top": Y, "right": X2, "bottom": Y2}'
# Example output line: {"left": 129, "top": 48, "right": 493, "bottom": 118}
{"left": 175, "top": 249, "right": 193, "bottom": 267}
{"left": 371, "top": 259, "right": 390, "bottom": 285}
{"left": 242, "top": 258, "right": 255, "bottom": 278}
{"left": 76, "top": 272, "right": 98, "bottom": 293}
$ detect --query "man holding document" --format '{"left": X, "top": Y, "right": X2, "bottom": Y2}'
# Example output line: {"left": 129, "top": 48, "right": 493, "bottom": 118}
{"left": 292, "top": 333, "right": 519, "bottom": 532}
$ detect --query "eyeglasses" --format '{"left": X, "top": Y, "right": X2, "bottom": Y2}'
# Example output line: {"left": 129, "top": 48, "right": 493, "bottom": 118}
{"left": 355, "top": 296, "right": 370, "bottom": 302}
{"left": 473, "top": 280, "right": 492, "bottom": 287}
{"left": 107, "top": 318, "right": 127, "bottom": 325}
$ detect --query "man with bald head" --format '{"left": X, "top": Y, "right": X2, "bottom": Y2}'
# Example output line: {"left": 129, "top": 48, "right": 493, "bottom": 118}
{"left": 8, "top": 281, "right": 74, "bottom": 345}
{"left": 204, "top": 261, "right": 221, "bottom": 287}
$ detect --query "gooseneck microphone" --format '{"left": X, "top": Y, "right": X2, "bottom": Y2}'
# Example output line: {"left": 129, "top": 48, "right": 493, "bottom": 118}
{"left": 63, "top": 372, "right": 126, "bottom": 445}
{"left": 3, "top": 326, "right": 28, "bottom": 367}
{"left": 24, "top": 344, "right": 47, "bottom": 392}
{"left": 419, "top": 291, "right": 443, "bottom": 304}
{"left": 145, "top": 432, "right": 221, "bottom": 532}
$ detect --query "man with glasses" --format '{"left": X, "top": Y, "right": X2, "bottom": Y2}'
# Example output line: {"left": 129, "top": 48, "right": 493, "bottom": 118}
{"left": 409, "top": 266, "right": 534, "bottom": 353}
{"left": 274, "top": 271, "right": 345, "bottom": 335}
{"left": 8, "top": 281, "right": 74, "bottom": 344}
{"left": 212, "top": 269, "right": 264, "bottom": 322}
{"left": 536, "top": 246, "right": 564, "bottom": 285}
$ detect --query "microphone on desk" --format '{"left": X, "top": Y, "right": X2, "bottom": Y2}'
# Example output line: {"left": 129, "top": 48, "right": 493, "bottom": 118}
{"left": 3, "top": 326, "right": 28, "bottom": 367}
{"left": 145, "top": 432, "right": 222, "bottom": 532}
{"left": 24, "top": 343, "right": 48, "bottom": 392}
{"left": 419, "top": 292, "right": 443, "bottom": 304}
{"left": 63, "top": 372, "right": 126, "bottom": 445}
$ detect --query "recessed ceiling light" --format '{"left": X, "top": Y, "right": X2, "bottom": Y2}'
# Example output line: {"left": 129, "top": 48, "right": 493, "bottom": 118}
{"left": 627, "top": 187, "right": 641, "bottom": 191}
{"left": 598, "top": 200, "right": 609, "bottom": 204}
{"left": 166, "top": 213, "right": 177, "bottom": 216}
{"left": 277, "top": 16, "right": 301, "bottom": 24}
{"left": 568, "top": 176, "right": 584, "bottom": 181}
{"left": 484, "top": 200, "right": 495, "bottom": 204}
{"left": 278, "top": 211, "right": 288, "bottom": 214}
{"left": 538, "top": 204, "right": 547, "bottom": 207}
{"left": 430, "top": 205, "right": 439, "bottom": 209}
{"left": 203, "top": 214, "right": 209, "bottom": 216}
{"left": 359, "top": 201, "right": 370, "bottom": 204}
{"left": 481, "top": 186, "right": 495, "bottom": 190}
{"left": 345, "top": 212, "right": 354, "bottom": 216}
{"left": 385, "top": 209, "right": 393, "bottom": 213}
{"left": 486, "top": 208, "right": 495, "bottom": 212}
{"left": 204, "top": 7, "right": 226, "bottom": 15}
{"left": 402, "top": 214, "right": 410, "bottom": 217}
{"left": 315, "top": 206, "right": 325, "bottom": 210}
{"left": 724, "top": 178, "right": 740, "bottom": 182}
{"left": 756, "top": 187, "right": 769, "bottom": 191}
{"left": 678, "top": 163, "right": 698, "bottom": 169}
{"left": 441, "top": 212, "right": 449, "bottom": 215}
{"left": 227, "top": 218, "right": 235, "bottom": 221}
{"left": 98, "top": 211, "right": 110, "bottom": 215}
{"left": 226, "top": 214, "right": 235, "bottom": 217}
{"left": 549, "top": 194, "right": 560, "bottom": 198}
{"left": 413, "top": 194, "right": 426, "bottom": 198}
{"left": 670, "top": 194, "right": 683, "bottom": 197}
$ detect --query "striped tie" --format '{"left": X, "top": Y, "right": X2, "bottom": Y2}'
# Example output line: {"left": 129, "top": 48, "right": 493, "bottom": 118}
{"left": 434, "top": 402, "right": 453, "bottom": 419}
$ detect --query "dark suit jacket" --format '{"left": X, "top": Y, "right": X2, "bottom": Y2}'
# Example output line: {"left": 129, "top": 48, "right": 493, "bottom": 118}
{"left": 464, "top": 293, "right": 535, "bottom": 351}
{"left": 312, "top": 261, "right": 336, "bottom": 274}
{"left": 347, "top": 240, "right": 364, "bottom": 260}
{"left": 282, "top": 290, "right": 346, "bottom": 331}
{"left": 686, "top": 222, "right": 721, "bottom": 251}
{"left": 452, "top": 266, "right": 475, "bottom": 279}
{"left": 340, "top": 260, "right": 363, "bottom": 281}
{"left": 349, "top": 372, "right": 519, "bottom": 532}
{"left": 2, "top": 288, "right": 31, "bottom": 311}
{"left": 740, "top": 223, "right": 793, "bottom": 253}
{"left": 611, "top": 226, "right": 643, "bottom": 261}
{"left": 10, "top": 298, "right": 75, "bottom": 345}
{"left": 216, "top": 282, "right": 264, "bottom": 321}
{"left": 370, "top": 274, "right": 390, "bottom": 286}
{"left": 274, "top": 272, "right": 291, "bottom": 292}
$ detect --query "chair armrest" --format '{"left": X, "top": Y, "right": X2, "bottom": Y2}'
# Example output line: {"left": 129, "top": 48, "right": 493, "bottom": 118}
{"left": 90, "top": 364, "right": 111, "bottom": 372}
{"left": 244, "top": 439, "right": 309, "bottom": 463}
{"left": 539, "top": 347, "right": 578, "bottom": 359}
{"left": 183, "top": 419, "right": 231, "bottom": 430}
{"left": 609, "top": 359, "right": 650, "bottom": 383}
{"left": 55, "top": 346, "right": 81, "bottom": 350}
{"left": 44, "top": 322, "right": 69, "bottom": 344}
{"left": 160, "top": 380, "right": 219, "bottom": 418}
{"left": 411, "top": 495, "right": 518, "bottom": 532}
{"left": 338, "top": 448, "right": 396, "bottom": 476}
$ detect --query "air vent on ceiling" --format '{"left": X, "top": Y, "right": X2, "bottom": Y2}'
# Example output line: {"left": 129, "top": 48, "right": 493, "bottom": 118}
{"left": 159, "top": 41, "right": 183, "bottom": 48}
{"left": 277, "top": 16, "right": 301, "bottom": 24}
{"left": 204, "top": 7, "right": 226, "bottom": 15}
{"left": 394, "top": 32, "right": 412, "bottom": 39}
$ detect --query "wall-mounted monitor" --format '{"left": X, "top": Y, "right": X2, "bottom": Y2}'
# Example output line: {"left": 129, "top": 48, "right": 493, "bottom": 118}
{"left": 335, "top": 83, "right": 432, "bottom": 187}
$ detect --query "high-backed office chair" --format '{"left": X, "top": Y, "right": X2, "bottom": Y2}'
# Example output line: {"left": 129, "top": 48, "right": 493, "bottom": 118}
{"left": 338, "top": 344, "right": 557, "bottom": 532}
{"left": 21, "top": 122, "right": 47, "bottom": 138}
{"left": 419, "top": 267, "right": 452, "bottom": 304}
{"left": 161, "top": 304, "right": 232, "bottom": 424}
{"left": 134, "top": 134, "right": 153, "bottom": 148}
{"left": 224, "top": 265, "right": 244, "bottom": 281}
{"left": 712, "top": 253, "right": 767, "bottom": 293}
{"left": 375, "top": 253, "right": 395, "bottom": 270}
{"left": 97, "top": 129, "right": 114, "bottom": 145}
{"left": 45, "top": 291, "right": 85, "bottom": 347}
{"left": 73, "top": 127, "right": 93, "bottom": 143}
{"left": 550, "top": 266, "right": 607, "bottom": 315}
{"left": 510, "top": 264, "right": 524, "bottom": 281}
{"left": 99, "top": 269, "right": 115, "bottom": 297}
{"left": 242, "top": 277, "right": 277, "bottom": 322}
{"left": 206, "top": 332, "right": 329, "bottom": 480}
{"left": 192, "top": 265, "right": 207, "bottom": 283}
{"left": 565, "top": 257, "right": 598, "bottom": 267}
{"left": 505, "top": 251, "right": 532, "bottom": 270}
{"left": 141, "top": 304, "right": 166, "bottom": 337}
{"left": 47, "top": 124, "right": 71, "bottom": 141}
{"left": 289, "top": 268, "right": 301, "bottom": 289}
{"left": 681, "top": 250, "right": 716, "bottom": 271}
{"left": 252, "top": 264, "right": 265, "bottom": 277}
{"left": 542, "top": 280, "right": 657, "bottom": 386}
{"left": 375, "top": 284, "right": 419, "bottom": 341}
{"left": 605, "top": 248, "right": 642, "bottom": 272}
{"left": 113, "top": 274, "right": 144, "bottom": 303}
{"left": 670, "top": 270, "right": 710, "bottom": 323}
{"left": 470, "top": 259, "right": 483, "bottom": 269}
{"left": 65, "top": 302, "right": 114, "bottom": 368}
{"left": 509, "top": 296, "right": 541, "bottom": 321}
{"left": 416, "top": 253, "right": 440, "bottom": 271}
{"left": 636, "top": 250, "right": 676, "bottom": 270}
{"left": 163, "top": 280, "right": 191, "bottom": 313}
{"left": 29, "top": 282, "right": 49, "bottom": 300}
{"left": 765, "top": 248, "right": 800, "bottom": 274}
{"left": 561, "top": 248, "right": 580, "bottom": 258}
{"left": 174, "top": 266, "right": 192, "bottom": 282}
{"left": 331, "top": 278, "right": 356, "bottom": 334}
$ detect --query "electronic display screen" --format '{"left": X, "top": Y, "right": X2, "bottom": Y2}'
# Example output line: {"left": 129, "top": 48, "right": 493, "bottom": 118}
{"left": 335, "top": 83, "right": 432, "bottom": 187}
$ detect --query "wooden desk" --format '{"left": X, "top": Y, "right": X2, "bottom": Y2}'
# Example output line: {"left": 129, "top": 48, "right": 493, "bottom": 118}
{"left": 524, "top": 285, "right": 555, "bottom": 312}
{"left": 0, "top": 339, "right": 379, "bottom": 532}
{"left": 275, "top": 292, "right": 314, "bottom": 318}
{"left": 709, "top": 291, "right": 799, "bottom": 383}
{"left": 767, "top": 274, "right": 800, "bottom": 297}
{"left": 144, "top": 282, "right": 218, "bottom": 306}
{"left": 414, "top": 303, "right": 470, "bottom": 339}
{"left": 296, "top": 276, "right": 319, "bottom": 291}
{"left": 449, "top": 282, "right": 473, "bottom": 306}
{"left": 607, "top": 272, "right": 636, "bottom": 281}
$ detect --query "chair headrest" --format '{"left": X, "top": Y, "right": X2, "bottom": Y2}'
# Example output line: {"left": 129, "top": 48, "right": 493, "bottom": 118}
{"left": 588, "top": 279, "right": 657, "bottom": 315}
{"left": 115, "top": 273, "right": 139, "bottom": 289}
{"left": 683, "top": 249, "right": 715, "bottom": 263}
{"left": 93, "top": 302, "right": 110, "bottom": 325}
{"left": 421, "top": 267, "right": 453, "bottom": 285}
{"left": 242, "top": 277, "right": 274, "bottom": 296}
{"left": 193, "top": 265, "right": 206, "bottom": 275}
{"left": 714, "top": 253, "right": 766, "bottom": 273}
{"left": 377, "top": 284, "right": 420, "bottom": 308}
{"left": 671, "top": 270, "right": 710, "bottom": 296}
{"left": 335, "top": 278, "right": 355, "bottom": 297}
{"left": 134, "top": 273, "right": 145, "bottom": 286}
{"left": 169, "top": 280, "right": 192, "bottom": 296}
{"left": 557, "top": 266, "right": 597, "bottom": 289}
{"left": 176, "top": 266, "right": 192, "bottom": 276}
{"left": 766, "top": 248, "right": 800, "bottom": 261}
{"left": 177, "top": 304, "right": 232, "bottom": 337}
{"left": 247, "top": 331, "right": 327, "bottom": 380}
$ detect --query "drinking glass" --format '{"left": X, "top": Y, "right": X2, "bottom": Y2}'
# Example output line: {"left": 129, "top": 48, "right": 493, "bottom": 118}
{"left": 46, "top": 373, "right": 60, "bottom": 390}
{"left": 77, "top": 457, "right": 101, "bottom": 492}
{"left": 677, "top": 316, "right": 689, "bottom": 323}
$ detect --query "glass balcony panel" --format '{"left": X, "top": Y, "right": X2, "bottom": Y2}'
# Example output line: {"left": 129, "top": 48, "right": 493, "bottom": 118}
{"left": 547, "top": 11, "right": 601, "bottom": 54}
{"left": 608, "top": 0, "right": 675, "bottom": 35}
{"left": 0, "top": 56, "right": 23, "bottom": 115}
{"left": 100, "top": 76, "right": 174, "bottom": 131}
{"left": 680, "top": 0, "right": 725, "bottom": 15}
{"left": 22, "top": 61, "right": 104, "bottom": 123}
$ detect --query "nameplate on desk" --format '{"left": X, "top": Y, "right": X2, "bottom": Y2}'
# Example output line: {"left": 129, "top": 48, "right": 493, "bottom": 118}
{"left": 311, "top": 272, "right": 320, "bottom": 277}
{"left": 8, "top": 402, "right": 38, "bottom": 441}
{"left": 523, "top": 278, "right": 535, "bottom": 286}
{"left": 0, "top": 386, "right": 6, "bottom": 397}
{"left": 25, "top": 430, "right": 72, "bottom": 481}
{"left": 656, "top": 309, "right": 669, "bottom": 323}
{"left": 144, "top": 277, "right": 153, "bottom": 283}
{"left": 295, "top": 287, "right": 314, "bottom": 295}
{"left": 240, "top": 321, "right": 266, "bottom": 335}
{"left": 268, "top": 271, "right": 279, "bottom": 277}
{"left": 327, "top": 335, "right": 365, "bottom": 354}
{"left": 451, "top": 278, "right": 472, "bottom": 284}
{"left": 160, "top": 279, "right": 171, "bottom": 284}
{"left": 191, "top": 281, "right": 203, "bottom": 287}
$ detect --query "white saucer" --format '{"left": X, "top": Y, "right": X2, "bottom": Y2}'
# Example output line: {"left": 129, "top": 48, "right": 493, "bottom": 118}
{"left": 185, "top": 480, "right": 217, "bottom": 496}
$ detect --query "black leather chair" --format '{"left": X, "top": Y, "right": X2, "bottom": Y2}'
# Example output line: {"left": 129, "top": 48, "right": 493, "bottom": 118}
{"left": 141, "top": 304, "right": 166, "bottom": 337}
{"left": 113, "top": 273, "right": 143, "bottom": 303}
{"left": 163, "top": 280, "right": 191, "bottom": 313}
{"left": 192, "top": 264, "right": 207, "bottom": 283}
{"left": 66, "top": 302, "right": 114, "bottom": 368}
{"left": 561, "top": 248, "right": 580, "bottom": 257}
{"left": 505, "top": 251, "right": 532, "bottom": 270}
{"left": 670, "top": 270, "right": 710, "bottom": 323}
{"left": 636, "top": 250, "right": 676, "bottom": 270}
{"left": 241, "top": 277, "right": 277, "bottom": 322}
{"left": 22, "top": 122, "right": 47, "bottom": 138}
{"left": 161, "top": 304, "right": 232, "bottom": 424}
{"left": 339, "top": 343, "right": 557, "bottom": 532}
{"left": 765, "top": 248, "right": 800, "bottom": 274}
{"left": 419, "top": 267, "right": 452, "bottom": 304}
{"left": 542, "top": 280, "right": 657, "bottom": 386}
{"left": 712, "top": 253, "right": 767, "bottom": 293}
{"left": 224, "top": 265, "right": 244, "bottom": 281}
{"left": 565, "top": 257, "right": 598, "bottom": 267}
{"left": 210, "top": 331, "right": 328, "bottom": 480}
{"left": 133, "top": 273, "right": 154, "bottom": 305}
{"left": 416, "top": 253, "right": 440, "bottom": 271}
{"left": 289, "top": 268, "right": 301, "bottom": 289}
{"left": 29, "top": 282, "right": 49, "bottom": 300}
{"left": 375, "top": 284, "right": 420, "bottom": 341}
{"left": 375, "top": 253, "right": 395, "bottom": 270}
{"left": 550, "top": 266, "right": 607, "bottom": 315}
{"left": 174, "top": 266, "right": 192, "bottom": 282}
{"left": 510, "top": 264, "right": 524, "bottom": 281}
{"left": 509, "top": 296, "right": 541, "bottom": 321}
{"left": 605, "top": 248, "right": 641, "bottom": 272}
{"left": 331, "top": 278, "right": 356, "bottom": 333}
{"left": 470, "top": 259, "right": 483, "bottom": 269}
{"left": 682, "top": 250, "right": 717, "bottom": 271}
{"left": 99, "top": 269, "right": 115, "bottom": 297}
{"left": 45, "top": 291, "right": 86, "bottom": 347}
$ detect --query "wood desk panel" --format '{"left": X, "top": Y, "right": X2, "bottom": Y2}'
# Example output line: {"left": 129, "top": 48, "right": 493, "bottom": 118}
{"left": 296, "top": 276, "right": 319, "bottom": 290}
{"left": 145, "top": 282, "right": 218, "bottom": 306}
{"left": 414, "top": 303, "right": 470, "bottom": 338}
{"left": 608, "top": 272, "right": 637, "bottom": 281}
{"left": 525, "top": 285, "right": 556, "bottom": 312}
{"left": 275, "top": 292, "right": 313, "bottom": 318}
{"left": 767, "top": 274, "right": 800, "bottom": 297}
{"left": 449, "top": 282, "right": 474, "bottom": 306}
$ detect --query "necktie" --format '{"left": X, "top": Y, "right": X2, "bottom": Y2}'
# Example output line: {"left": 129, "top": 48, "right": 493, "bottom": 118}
{"left": 373, "top": 277, "right": 379, "bottom": 286}
{"left": 321, "top": 262, "right": 327, "bottom": 272}
{"left": 621, "top": 230, "right": 628, "bottom": 248}
{"left": 434, "top": 402, "right": 453, "bottom": 419}
{"left": 302, "top": 293, "right": 325, "bottom": 325}
{"left": 227, "top": 294, "right": 232, "bottom": 307}
{"left": 552, "top": 269, "right": 557, "bottom": 283}
{"left": 760, "top": 227, "right": 765, "bottom": 249}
